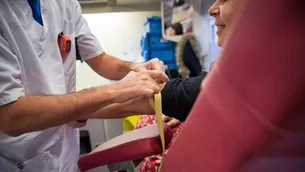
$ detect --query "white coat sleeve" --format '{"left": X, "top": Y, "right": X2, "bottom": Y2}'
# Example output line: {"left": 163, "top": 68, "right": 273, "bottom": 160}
{"left": 73, "top": 0, "right": 104, "bottom": 61}
{"left": 0, "top": 34, "right": 24, "bottom": 106}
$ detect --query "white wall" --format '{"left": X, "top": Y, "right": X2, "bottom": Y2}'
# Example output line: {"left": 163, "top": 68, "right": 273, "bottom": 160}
{"left": 192, "top": 11, "right": 212, "bottom": 70}
{"left": 117, "top": 0, "right": 160, "bottom": 5}
{"left": 84, "top": 11, "right": 160, "bottom": 62}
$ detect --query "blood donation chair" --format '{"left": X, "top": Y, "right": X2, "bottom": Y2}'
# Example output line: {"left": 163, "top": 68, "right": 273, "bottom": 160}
{"left": 79, "top": 0, "right": 305, "bottom": 171}
{"left": 79, "top": 123, "right": 173, "bottom": 171}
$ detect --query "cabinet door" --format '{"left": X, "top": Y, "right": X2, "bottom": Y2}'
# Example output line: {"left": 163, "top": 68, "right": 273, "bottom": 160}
{"left": 184, "top": 0, "right": 214, "bottom": 14}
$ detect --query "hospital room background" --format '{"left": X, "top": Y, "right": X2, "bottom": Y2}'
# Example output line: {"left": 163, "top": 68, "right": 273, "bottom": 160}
{"left": 77, "top": 0, "right": 219, "bottom": 171}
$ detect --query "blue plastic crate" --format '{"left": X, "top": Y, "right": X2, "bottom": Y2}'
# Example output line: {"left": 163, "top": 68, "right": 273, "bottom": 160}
{"left": 163, "top": 58, "right": 177, "bottom": 70}
{"left": 140, "top": 36, "right": 144, "bottom": 47}
{"left": 142, "top": 50, "right": 150, "bottom": 61}
{"left": 141, "top": 33, "right": 175, "bottom": 51}
{"left": 150, "top": 49, "right": 175, "bottom": 63}
{"left": 144, "top": 16, "right": 162, "bottom": 34}
{"left": 140, "top": 35, "right": 149, "bottom": 51}
{"left": 148, "top": 34, "right": 174, "bottom": 50}
{"left": 165, "top": 63, "right": 178, "bottom": 70}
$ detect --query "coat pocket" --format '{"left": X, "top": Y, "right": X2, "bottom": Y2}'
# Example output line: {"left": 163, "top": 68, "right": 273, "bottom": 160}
{"left": 22, "top": 151, "right": 59, "bottom": 172}
{"left": 0, "top": 156, "right": 19, "bottom": 172}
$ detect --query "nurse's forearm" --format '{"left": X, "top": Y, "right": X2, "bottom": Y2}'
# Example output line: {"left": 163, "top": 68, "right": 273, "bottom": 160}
{"left": 86, "top": 53, "right": 133, "bottom": 80}
{"left": 0, "top": 85, "right": 117, "bottom": 136}
{"left": 89, "top": 97, "right": 154, "bottom": 119}
{"left": 89, "top": 102, "right": 132, "bottom": 119}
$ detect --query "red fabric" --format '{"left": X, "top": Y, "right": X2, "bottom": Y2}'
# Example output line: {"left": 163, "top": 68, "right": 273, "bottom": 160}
{"left": 135, "top": 115, "right": 183, "bottom": 172}
{"left": 78, "top": 123, "right": 173, "bottom": 172}
{"left": 185, "top": 26, "right": 193, "bottom": 34}
{"left": 160, "top": 0, "right": 305, "bottom": 171}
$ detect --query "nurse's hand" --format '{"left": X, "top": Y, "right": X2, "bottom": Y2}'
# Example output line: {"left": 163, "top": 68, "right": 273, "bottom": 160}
{"left": 132, "top": 58, "right": 165, "bottom": 72}
{"left": 68, "top": 120, "right": 87, "bottom": 128}
{"left": 113, "top": 70, "right": 168, "bottom": 103}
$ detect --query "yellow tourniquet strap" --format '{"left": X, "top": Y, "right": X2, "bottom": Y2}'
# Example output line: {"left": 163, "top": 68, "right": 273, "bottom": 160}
{"left": 149, "top": 91, "right": 165, "bottom": 172}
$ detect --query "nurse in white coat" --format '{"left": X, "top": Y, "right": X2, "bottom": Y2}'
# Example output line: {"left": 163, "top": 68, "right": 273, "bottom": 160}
{"left": 0, "top": 0, "right": 167, "bottom": 171}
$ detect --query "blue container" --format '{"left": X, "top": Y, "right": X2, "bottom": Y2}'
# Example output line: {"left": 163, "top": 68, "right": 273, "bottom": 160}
{"left": 150, "top": 49, "right": 175, "bottom": 63}
{"left": 140, "top": 36, "right": 144, "bottom": 48}
{"left": 141, "top": 33, "right": 175, "bottom": 51}
{"left": 140, "top": 35, "right": 149, "bottom": 51}
{"left": 149, "top": 34, "right": 174, "bottom": 50}
{"left": 142, "top": 50, "right": 150, "bottom": 61}
{"left": 165, "top": 63, "right": 178, "bottom": 70}
{"left": 144, "top": 16, "right": 162, "bottom": 34}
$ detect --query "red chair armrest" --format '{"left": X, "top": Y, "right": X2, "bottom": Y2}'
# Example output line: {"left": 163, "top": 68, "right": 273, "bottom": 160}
{"left": 78, "top": 123, "right": 173, "bottom": 171}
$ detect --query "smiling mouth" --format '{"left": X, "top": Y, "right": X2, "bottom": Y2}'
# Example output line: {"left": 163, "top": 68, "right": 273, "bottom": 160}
{"left": 216, "top": 25, "right": 226, "bottom": 30}
{"left": 216, "top": 25, "right": 226, "bottom": 35}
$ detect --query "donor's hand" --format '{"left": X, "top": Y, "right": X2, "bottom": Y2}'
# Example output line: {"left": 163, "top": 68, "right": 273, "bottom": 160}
{"left": 162, "top": 115, "right": 181, "bottom": 127}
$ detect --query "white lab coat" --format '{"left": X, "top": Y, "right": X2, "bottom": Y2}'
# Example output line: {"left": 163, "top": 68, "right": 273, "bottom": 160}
{"left": 0, "top": 0, "right": 103, "bottom": 171}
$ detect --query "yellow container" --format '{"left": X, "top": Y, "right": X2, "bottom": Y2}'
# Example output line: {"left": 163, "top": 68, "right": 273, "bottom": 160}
{"left": 123, "top": 115, "right": 142, "bottom": 131}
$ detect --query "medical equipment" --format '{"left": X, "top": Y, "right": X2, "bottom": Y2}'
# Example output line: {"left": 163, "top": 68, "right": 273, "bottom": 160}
{"left": 58, "top": 32, "right": 72, "bottom": 56}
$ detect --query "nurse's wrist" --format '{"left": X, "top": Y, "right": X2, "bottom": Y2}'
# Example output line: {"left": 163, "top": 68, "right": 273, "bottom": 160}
{"left": 128, "top": 62, "right": 137, "bottom": 72}
{"left": 96, "top": 84, "right": 120, "bottom": 104}
{"left": 118, "top": 100, "right": 137, "bottom": 116}
{"left": 123, "top": 97, "right": 154, "bottom": 115}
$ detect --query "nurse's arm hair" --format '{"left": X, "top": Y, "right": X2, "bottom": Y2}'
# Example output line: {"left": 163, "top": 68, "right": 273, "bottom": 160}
{"left": 89, "top": 97, "right": 154, "bottom": 119}
{"left": 0, "top": 86, "right": 115, "bottom": 137}
{"left": 0, "top": 70, "right": 165, "bottom": 136}
{"left": 86, "top": 52, "right": 134, "bottom": 80}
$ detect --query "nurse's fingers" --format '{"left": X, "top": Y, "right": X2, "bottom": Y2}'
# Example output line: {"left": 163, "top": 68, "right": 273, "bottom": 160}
{"left": 122, "top": 70, "right": 168, "bottom": 84}
{"left": 114, "top": 72, "right": 161, "bottom": 103}
{"left": 149, "top": 58, "right": 165, "bottom": 72}
{"left": 142, "top": 70, "right": 168, "bottom": 84}
{"left": 68, "top": 120, "right": 87, "bottom": 128}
